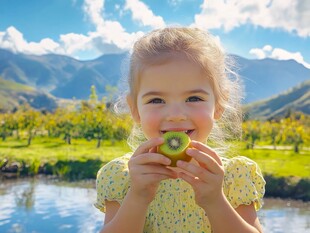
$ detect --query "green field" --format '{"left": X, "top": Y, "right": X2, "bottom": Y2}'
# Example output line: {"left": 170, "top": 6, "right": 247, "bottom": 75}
{"left": 0, "top": 137, "right": 309, "bottom": 178}
{"left": 0, "top": 137, "right": 130, "bottom": 163}
{"left": 0, "top": 138, "right": 131, "bottom": 179}
{"left": 240, "top": 147, "right": 310, "bottom": 178}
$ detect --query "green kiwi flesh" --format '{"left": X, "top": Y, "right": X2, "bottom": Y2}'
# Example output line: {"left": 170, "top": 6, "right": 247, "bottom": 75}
{"left": 158, "top": 131, "right": 191, "bottom": 167}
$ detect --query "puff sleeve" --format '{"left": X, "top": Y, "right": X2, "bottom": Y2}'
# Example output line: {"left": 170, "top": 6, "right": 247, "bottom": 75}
{"left": 94, "top": 154, "right": 131, "bottom": 212}
{"left": 223, "top": 156, "right": 266, "bottom": 210}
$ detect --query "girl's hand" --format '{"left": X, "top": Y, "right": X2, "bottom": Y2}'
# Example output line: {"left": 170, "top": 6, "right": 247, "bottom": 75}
{"left": 128, "top": 137, "right": 178, "bottom": 204}
{"left": 176, "top": 140, "right": 225, "bottom": 209}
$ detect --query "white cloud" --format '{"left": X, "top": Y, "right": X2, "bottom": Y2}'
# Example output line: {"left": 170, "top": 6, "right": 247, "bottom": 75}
{"left": 124, "top": 0, "right": 165, "bottom": 29}
{"left": 250, "top": 45, "right": 310, "bottom": 69}
{"left": 89, "top": 21, "right": 143, "bottom": 54}
{"left": 59, "top": 33, "right": 91, "bottom": 55}
{"left": 0, "top": 26, "right": 64, "bottom": 55}
{"left": 80, "top": 0, "right": 144, "bottom": 54}
{"left": 249, "top": 48, "right": 266, "bottom": 59}
{"left": 262, "top": 45, "right": 272, "bottom": 52}
{"left": 271, "top": 48, "right": 310, "bottom": 69}
{"left": 193, "top": 0, "right": 310, "bottom": 38}
{"left": 249, "top": 45, "right": 273, "bottom": 59}
{"left": 0, "top": 26, "right": 97, "bottom": 58}
{"left": 0, "top": 0, "right": 147, "bottom": 59}
{"left": 83, "top": 0, "right": 105, "bottom": 30}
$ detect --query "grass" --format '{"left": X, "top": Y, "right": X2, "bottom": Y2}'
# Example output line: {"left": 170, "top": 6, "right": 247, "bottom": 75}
{"left": 1, "top": 137, "right": 309, "bottom": 200}
{"left": 0, "top": 137, "right": 131, "bottom": 179}
{"left": 239, "top": 147, "right": 310, "bottom": 178}
{"left": 0, "top": 137, "right": 130, "bottom": 163}
{"left": 0, "top": 137, "right": 309, "bottom": 178}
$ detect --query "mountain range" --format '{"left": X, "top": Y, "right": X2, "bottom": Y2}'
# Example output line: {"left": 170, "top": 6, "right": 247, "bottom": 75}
{"left": 0, "top": 48, "right": 309, "bottom": 119}
{"left": 0, "top": 49, "right": 127, "bottom": 100}
{"left": 243, "top": 79, "right": 310, "bottom": 120}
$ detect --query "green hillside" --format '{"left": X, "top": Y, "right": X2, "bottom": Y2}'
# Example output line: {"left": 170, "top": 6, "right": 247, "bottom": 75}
{"left": 0, "top": 77, "right": 57, "bottom": 112}
{"left": 244, "top": 80, "right": 310, "bottom": 120}
{"left": 0, "top": 76, "right": 34, "bottom": 91}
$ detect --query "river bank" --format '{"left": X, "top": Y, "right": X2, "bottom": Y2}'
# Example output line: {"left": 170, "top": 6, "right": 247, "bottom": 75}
{"left": 1, "top": 160, "right": 309, "bottom": 201}
{"left": 1, "top": 139, "right": 309, "bottom": 201}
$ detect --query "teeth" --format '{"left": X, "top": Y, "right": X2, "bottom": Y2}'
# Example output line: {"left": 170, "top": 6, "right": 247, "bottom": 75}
{"left": 162, "top": 130, "right": 192, "bottom": 134}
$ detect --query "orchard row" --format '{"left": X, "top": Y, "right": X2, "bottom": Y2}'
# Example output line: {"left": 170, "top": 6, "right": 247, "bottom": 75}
{"left": 1, "top": 101, "right": 309, "bottom": 152}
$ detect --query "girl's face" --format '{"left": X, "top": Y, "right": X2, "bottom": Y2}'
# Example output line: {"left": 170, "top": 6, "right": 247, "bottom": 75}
{"left": 128, "top": 59, "right": 222, "bottom": 143}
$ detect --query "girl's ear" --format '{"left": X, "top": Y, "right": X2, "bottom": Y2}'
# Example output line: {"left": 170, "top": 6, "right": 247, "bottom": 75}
{"left": 126, "top": 95, "right": 140, "bottom": 123}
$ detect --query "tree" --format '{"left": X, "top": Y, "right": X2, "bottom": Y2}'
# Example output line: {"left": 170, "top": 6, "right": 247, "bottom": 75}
{"left": 53, "top": 104, "right": 79, "bottom": 145}
{"left": 242, "top": 120, "right": 261, "bottom": 149}
{"left": 0, "top": 113, "right": 11, "bottom": 141}
{"left": 89, "top": 85, "right": 98, "bottom": 105}
{"left": 261, "top": 120, "right": 282, "bottom": 149}
{"left": 19, "top": 107, "right": 41, "bottom": 146}
{"left": 82, "top": 101, "right": 111, "bottom": 148}
{"left": 281, "top": 115, "right": 309, "bottom": 153}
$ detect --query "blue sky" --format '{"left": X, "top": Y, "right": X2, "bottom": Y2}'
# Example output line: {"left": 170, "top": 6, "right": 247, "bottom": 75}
{"left": 0, "top": 0, "right": 309, "bottom": 68}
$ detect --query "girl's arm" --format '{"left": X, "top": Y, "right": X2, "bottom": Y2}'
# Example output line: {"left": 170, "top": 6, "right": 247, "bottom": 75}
{"left": 99, "top": 189, "right": 149, "bottom": 233}
{"left": 203, "top": 193, "right": 263, "bottom": 233}
{"left": 236, "top": 204, "right": 263, "bottom": 232}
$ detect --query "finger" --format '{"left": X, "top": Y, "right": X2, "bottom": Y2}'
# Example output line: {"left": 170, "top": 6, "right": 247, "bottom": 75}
{"left": 186, "top": 148, "right": 222, "bottom": 174}
{"left": 190, "top": 141, "right": 222, "bottom": 166}
{"left": 130, "top": 153, "right": 171, "bottom": 166}
{"left": 178, "top": 172, "right": 198, "bottom": 186}
{"left": 138, "top": 165, "right": 178, "bottom": 178}
{"left": 176, "top": 160, "right": 209, "bottom": 181}
{"left": 143, "top": 173, "right": 177, "bottom": 183}
{"left": 149, "top": 146, "right": 157, "bottom": 153}
{"left": 133, "top": 138, "right": 164, "bottom": 157}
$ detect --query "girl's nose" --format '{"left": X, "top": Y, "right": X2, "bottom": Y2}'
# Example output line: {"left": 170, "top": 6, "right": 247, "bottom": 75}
{"left": 165, "top": 104, "right": 187, "bottom": 122}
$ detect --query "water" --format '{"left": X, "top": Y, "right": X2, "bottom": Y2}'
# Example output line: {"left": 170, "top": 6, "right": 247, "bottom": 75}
{"left": 258, "top": 198, "right": 310, "bottom": 233}
{"left": 0, "top": 178, "right": 103, "bottom": 233}
{"left": 0, "top": 178, "right": 309, "bottom": 233}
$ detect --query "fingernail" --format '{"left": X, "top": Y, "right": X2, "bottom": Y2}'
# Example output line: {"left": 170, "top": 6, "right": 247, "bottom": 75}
{"left": 186, "top": 148, "right": 194, "bottom": 155}
{"left": 164, "top": 158, "right": 171, "bottom": 165}
{"left": 177, "top": 160, "right": 185, "bottom": 167}
{"left": 191, "top": 140, "right": 200, "bottom": 147}
{"left": 157, "top": 137, "right": 164, "bottom": 143}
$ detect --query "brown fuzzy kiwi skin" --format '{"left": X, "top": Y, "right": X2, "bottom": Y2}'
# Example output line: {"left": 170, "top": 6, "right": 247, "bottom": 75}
{"left": 158, "top": 132, "right": 191, "bottom": 167}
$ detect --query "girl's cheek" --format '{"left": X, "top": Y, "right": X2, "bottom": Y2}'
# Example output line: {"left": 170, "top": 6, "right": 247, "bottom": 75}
{"left": 140, "top": 111, "right": 162, "bottom": 137}
{"left": 196, "top": 105, "right": 215, "bottom": 117}
{"left": 141, "top": 111, "right": 161, "bottom": 125}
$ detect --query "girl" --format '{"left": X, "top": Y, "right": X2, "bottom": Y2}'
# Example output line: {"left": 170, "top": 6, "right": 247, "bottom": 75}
{"left": 95, "top": 27, "right": 265, "bottom": 233}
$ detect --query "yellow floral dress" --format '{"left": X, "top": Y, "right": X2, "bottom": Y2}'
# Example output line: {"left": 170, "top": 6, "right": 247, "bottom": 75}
{"left": 95, "top": 153, "right": 265, "bottom": 233}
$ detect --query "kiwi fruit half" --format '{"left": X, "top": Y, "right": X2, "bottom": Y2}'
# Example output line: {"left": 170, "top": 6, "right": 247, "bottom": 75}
{"left": 158, "top": 131, "right": 191, "bottom": 167}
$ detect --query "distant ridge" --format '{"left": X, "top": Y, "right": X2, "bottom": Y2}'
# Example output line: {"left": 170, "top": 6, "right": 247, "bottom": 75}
{"left": 243, "top": 80, "right": 310, "bottom": 120}
{"left": 0, "top": 77, "right": 58, "bottom": 112}
{"left": 0, "top": 49, "right": 127, "bottom": 100}
{"left": 0, "top": 49, "right": 309, "bottom": 115}
{"left": 232, "top": 55, "right": 310, "bottom": 103}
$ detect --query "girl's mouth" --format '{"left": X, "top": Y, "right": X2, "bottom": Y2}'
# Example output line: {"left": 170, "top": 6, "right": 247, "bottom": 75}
{"left": 161, "top": 129, "right": 194, "bottom": 136}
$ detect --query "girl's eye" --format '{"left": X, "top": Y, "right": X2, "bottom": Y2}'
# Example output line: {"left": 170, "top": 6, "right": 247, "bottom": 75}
{"left": 147, "top": 98, "right": 165, "bottom": 104}
{"left": 186, "top": 96, "right": 203, "bottom": 102}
